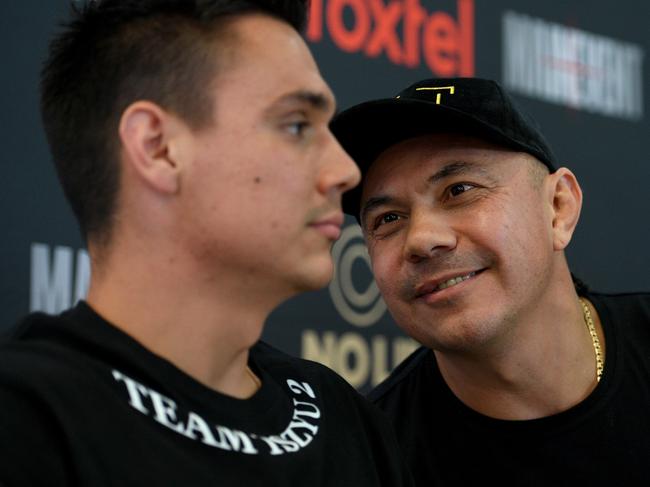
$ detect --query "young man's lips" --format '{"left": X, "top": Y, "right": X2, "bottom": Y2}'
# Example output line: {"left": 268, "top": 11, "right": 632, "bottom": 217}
{"left": 310, "top": 213, "right": 344, "bottom": 240}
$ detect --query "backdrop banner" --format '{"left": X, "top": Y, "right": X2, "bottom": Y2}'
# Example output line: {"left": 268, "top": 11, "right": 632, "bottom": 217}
{"left": 2, "top": 0, "right": 648, "bottom": 393}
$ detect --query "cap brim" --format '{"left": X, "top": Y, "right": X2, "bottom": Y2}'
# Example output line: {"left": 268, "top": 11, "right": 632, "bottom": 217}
{"left": 331, "top": 98, "right": 545, "bottom": 219}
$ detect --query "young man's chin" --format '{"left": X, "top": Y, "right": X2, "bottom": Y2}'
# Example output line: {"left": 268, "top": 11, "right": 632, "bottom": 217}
{"left": 293, "top": 258, "right": 335, "bottom": 294}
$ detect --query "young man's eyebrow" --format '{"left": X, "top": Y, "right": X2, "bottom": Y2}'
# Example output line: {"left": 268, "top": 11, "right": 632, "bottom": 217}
{"left": 268, "top": 90, "right": 334, "bottom": 114}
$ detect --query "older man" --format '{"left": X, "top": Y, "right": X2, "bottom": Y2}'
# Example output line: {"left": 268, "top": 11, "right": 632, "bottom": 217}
{"left": 332, "top": 77, "right": 650, "bottom": 486}
{"left": 0, "top": 1, "right": 413, "bottom": 485}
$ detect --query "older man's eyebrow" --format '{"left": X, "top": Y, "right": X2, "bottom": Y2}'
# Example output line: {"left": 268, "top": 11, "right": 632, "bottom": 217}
{"left": 427, "top": 161, "right": 492, "bottom": 184}
{"left": 360, "top": 195, "right": 393, "bottom": 228}
{"left": 360, "top": 162, "right": 494, "bottom": 226}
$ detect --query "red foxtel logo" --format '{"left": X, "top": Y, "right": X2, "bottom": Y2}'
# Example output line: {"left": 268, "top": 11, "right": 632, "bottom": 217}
{"left": 307, "top": 0, "right": 475, "bottom": 77}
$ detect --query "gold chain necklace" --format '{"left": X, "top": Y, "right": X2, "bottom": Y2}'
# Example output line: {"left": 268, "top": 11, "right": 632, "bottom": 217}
{"left": 579, "top": 298, "right": 604, "bottom": 382}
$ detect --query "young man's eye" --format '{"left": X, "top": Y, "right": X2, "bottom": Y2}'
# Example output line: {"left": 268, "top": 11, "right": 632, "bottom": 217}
{"left": 449, "top": 183, "right": 475, "bottom": 197}
{"left": 286, "top": 121, "right": 310, "bottom": 137}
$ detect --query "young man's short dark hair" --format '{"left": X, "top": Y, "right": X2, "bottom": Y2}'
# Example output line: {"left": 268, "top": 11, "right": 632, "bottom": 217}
{"left": 40, "top": 0, "right": 307, "bottom": 243}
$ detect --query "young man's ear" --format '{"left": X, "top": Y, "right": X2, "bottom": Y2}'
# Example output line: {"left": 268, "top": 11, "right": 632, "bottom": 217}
{"left": 119, "top": 101, "right": 189, "bottom": 194}
{"left": 546, "top": 167, "right": 583, "bottom": 250}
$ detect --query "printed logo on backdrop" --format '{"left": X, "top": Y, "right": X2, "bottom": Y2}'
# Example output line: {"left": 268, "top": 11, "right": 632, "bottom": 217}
{"left": 503, "top": 11, "right": 644, "bottom": 120}
{"left": 302, "top": 224, "right": 418, "bottom": 390}
{"left": 329, "top": 225, "right": 386, "bottom": 327}
{"left": 307, "top": 0, "right": 475, "bottom": 78}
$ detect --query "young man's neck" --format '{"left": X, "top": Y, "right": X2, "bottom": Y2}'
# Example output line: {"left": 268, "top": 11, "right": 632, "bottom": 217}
{"left": 85, "top": 242, "right": 281, "bottom": 399}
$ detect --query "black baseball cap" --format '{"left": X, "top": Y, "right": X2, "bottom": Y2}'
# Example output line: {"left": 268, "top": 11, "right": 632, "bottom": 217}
{"left": 330, "top": 77, "right": 558, "bottom": 219}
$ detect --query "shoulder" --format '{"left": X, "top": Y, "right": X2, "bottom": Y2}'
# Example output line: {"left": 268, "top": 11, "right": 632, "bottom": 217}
{"left": 3, "top": 309, "right": 63, "bottom": 340}
{"left": 253, "top": 340, "right": 406, "bottom": 436}
{"left": 367, "top": 346, "right": 432, "bottom": 404}
{"left": 253, "top": 341, "right": 394, "bottom": 416}
{"left": 1, "top": 304, "right": 89, "bottom": 348}
{"left": 587, "top": 291, "right": 650, "bottom": 354}
{"left": 0, "top": 307, "right": 104, "bottom": 395}
{"left": 588, "top": 290, "right": 650, "bottom": 321}
{"left": 252, "top": 340, "right": 358, "bottom": 392}
{"left": 0, "top": 313, "right": 81, "bottom": 484}
{"left": 1, "top": 311, "right": 72, "bottom": 368}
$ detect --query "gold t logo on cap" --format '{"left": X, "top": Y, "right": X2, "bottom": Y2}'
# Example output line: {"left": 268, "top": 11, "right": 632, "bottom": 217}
{"left": 416, "top": 86, "right": 455, "bottom": 104}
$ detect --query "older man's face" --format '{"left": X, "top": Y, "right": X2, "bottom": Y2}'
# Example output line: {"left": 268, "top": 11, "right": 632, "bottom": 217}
{"left": 360, "top": 133, "right": 557, "bottom": 352}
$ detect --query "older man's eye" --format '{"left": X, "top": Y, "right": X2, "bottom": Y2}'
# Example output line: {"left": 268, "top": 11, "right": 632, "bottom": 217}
{"left": 449, "top": 183, "right": 475, "bottom": 197}
{"left": 376, "top": 213, "right": 400, "bottom": 228}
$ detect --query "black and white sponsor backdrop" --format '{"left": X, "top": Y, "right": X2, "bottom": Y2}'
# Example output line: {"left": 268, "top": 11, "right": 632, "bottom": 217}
{"left": 2, "top": 0, "right": 649, "bottom": 393}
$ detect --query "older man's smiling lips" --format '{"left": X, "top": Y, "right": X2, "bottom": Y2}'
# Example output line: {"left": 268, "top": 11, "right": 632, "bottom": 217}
{"left": 413, "top": 269, "right": 485, "bottom": 301}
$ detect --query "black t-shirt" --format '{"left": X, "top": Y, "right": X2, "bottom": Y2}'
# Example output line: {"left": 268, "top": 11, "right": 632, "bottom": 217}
{"left": 368, "top": 292, "right": 650, "bottom": 486}
{"left": 0, "top": 302, "right": 413, "bottom": 486}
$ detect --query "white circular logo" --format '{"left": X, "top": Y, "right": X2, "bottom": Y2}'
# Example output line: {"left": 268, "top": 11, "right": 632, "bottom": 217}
{"left": 329, "top": 225, "right": 387, "bottom": 327}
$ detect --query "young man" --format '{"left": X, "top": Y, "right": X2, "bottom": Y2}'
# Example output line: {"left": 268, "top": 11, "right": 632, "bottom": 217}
{"left": 331, "top": 77, "right": 650, "bottom": 486}
{"left": 0, "top": 1, "right": 413, "bottom": 485}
